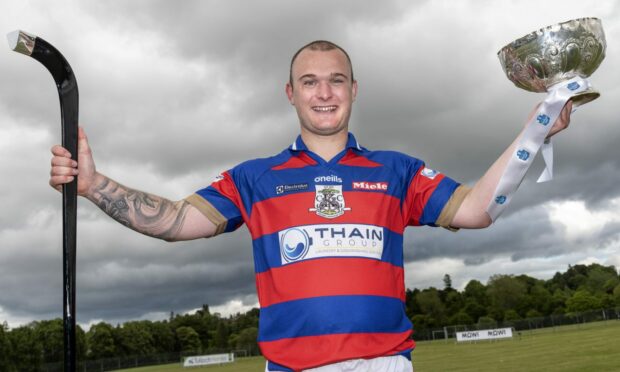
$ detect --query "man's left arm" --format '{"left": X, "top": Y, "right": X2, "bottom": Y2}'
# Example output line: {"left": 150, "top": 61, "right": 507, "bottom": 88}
{"left": 450, "top": 101, "right": 573, "bottom": 229}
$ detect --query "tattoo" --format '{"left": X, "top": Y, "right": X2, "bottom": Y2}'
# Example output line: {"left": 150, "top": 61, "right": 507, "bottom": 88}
{"left": 89, "top": 176, "right": 190, "bottom": 241}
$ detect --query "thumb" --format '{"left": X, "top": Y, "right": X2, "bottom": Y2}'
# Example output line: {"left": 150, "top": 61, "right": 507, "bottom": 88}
{"left": 78, "top": 126, "right": 92, "bottom": 155}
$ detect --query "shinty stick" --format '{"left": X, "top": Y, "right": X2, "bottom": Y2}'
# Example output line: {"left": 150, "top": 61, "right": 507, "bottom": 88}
{"left": 7, "top": 30, "right": 79, "bottom": 372}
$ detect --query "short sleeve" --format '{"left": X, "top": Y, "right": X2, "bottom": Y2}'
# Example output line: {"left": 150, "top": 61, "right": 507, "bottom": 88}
{"left": 185, "top": 170, "right": 245, "bottom": 236}
{"left": 402, "top": 162, "right": 468, "bottom": 229}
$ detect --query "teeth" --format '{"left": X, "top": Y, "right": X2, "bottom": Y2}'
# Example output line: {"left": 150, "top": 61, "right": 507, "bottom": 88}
{"left": 313, "top": 106, "right": 337, "bottom": 112}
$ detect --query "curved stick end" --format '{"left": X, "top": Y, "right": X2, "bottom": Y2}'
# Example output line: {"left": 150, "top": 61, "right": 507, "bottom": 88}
{"left": 7, "top": 30, "right": 36, "bottom": 55}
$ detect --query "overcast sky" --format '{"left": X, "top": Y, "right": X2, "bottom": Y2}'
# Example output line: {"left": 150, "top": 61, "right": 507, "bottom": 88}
{"left": 1, "top": 0, "right": 619, "bottom": 328}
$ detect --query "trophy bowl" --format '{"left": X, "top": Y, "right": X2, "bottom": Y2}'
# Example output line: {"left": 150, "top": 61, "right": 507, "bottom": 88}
{"left": 498, "top": 17, "right": 606, "bottom": 106}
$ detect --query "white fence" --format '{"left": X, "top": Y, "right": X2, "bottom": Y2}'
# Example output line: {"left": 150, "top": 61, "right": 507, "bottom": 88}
{"left": 183, "top": 353, "right": 235, "bottom": 367}
{"left": 456, "top": 327, "right": 513, "bottom": 342}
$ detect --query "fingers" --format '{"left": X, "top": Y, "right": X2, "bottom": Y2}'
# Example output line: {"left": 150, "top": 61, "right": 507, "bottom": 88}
{"left": 50, "top": 141, "right": 79, "bottom": 191}
{"left": 51, "top": 144, "right": 72, "bottom": 158}
{"left": 546, "top": 101, "right": 573, "bottom": 139}
{"left": 49, "top": 175, "right": 74, "bottom": 191}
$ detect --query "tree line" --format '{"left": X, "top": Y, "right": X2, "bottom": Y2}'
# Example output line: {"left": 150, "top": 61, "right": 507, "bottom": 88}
{"left": 0, "top": 305, "right": 259, "bottom": 371}
{"left": 0, "top": 263, "right": 619, "bottom": 371}
{"left": 406, "top": 263, "right": 620, "bottom": 331}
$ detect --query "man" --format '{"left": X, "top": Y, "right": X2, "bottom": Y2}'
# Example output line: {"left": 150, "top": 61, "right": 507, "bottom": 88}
{"left": 50, "top": 40, "right": 572, "bottom": 372}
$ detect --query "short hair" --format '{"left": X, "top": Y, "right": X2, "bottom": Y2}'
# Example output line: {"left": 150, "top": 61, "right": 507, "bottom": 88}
{"left": 289, "top": 40, "right": 355, "bottom": 87}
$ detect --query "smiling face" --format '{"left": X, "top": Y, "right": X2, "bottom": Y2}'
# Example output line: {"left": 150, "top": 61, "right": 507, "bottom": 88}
{"left": 286, "top": 48, "right": 358, "bottom": 137}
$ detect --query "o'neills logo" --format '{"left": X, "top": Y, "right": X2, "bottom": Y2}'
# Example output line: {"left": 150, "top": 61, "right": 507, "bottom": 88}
{"left": 314, "top": 175, "right": 342, "bottom": 183}
{"left": 352, "top": 181, "right": 388, "bottom": 191}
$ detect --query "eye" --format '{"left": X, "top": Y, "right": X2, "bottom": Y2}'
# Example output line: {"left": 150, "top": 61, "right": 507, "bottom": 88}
{"left": 331, "top": 78, "right": 344, "bottom": 84}
{"left": 302, "top": 79, "right": 317, "bottom": 87}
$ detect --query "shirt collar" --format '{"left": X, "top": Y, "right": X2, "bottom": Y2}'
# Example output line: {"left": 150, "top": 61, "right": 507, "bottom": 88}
{"left": 289, "top": 132, "right": 363, "bottom": 152}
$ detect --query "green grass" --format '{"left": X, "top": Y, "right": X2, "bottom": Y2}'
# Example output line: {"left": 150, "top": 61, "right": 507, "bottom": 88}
{"left": 413, "top": 320, "right": 620, "bottom": 372}
{"left": 119, "top": 320, "right": 620, "bottom": 371}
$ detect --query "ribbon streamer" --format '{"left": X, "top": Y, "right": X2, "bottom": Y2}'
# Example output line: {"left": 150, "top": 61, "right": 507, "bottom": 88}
{"left": 486, "top": 77, "right": 590, "bottom": 221}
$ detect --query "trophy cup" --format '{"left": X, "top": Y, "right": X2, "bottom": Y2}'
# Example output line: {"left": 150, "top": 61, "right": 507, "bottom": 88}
{"left": 487, "top": 18, "right": 606, "bottom": 221}
{"left": 498, "top": 17, "right": 606, "bottom": 106}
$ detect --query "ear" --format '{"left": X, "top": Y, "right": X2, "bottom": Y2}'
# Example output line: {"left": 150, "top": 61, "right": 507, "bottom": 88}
{"left": 351, "top": 80, "right": 358, "bottom": 102}
{"left": 285, "top": 82, "right": 295, "bottom": 105}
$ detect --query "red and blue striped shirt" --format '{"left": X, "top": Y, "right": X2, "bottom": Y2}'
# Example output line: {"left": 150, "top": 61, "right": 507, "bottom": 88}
{"left": 186, "top": 133, "right": 465, "bottom": 371}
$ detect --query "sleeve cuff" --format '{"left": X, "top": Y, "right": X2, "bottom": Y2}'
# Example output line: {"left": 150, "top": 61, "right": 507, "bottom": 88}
{"left": 435, "top": 185, "right": 471, "bottom": 232}
{"left": 184, "top": 193, "right": 228, "bottom": 236}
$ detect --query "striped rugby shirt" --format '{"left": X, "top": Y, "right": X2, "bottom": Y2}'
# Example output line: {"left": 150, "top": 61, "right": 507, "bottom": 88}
{"left": 185, "top": 133, "right": 469, "bottom": 371}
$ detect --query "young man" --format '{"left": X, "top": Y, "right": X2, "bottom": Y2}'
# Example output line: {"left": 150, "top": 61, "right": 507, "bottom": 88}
{"left": 50, "top": 40, "right": 572, "bottom": 372}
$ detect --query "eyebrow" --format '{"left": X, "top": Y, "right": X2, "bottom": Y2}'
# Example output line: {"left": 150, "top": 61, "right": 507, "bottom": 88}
{"left": 297, "top": 73, "right": 350, "bottom": 81}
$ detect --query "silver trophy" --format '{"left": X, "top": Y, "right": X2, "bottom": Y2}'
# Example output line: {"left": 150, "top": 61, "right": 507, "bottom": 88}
{"left": 498, "top": 17, "right": 606, "bottom": 106}
{"left": 487, "top": 18, "right": 606, "bottom": 221}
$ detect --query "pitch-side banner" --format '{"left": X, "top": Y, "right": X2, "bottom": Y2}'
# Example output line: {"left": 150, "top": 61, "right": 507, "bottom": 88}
{"left": 456, "top": 328, "right": 513, "bottom": 342}
{"left": 183, "top": 353, "right": 234, "bottom": 367}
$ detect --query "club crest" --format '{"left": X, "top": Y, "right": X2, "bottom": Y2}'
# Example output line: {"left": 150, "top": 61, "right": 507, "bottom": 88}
{"left": 309, "top": 185, "right": 351, "bottom": 218}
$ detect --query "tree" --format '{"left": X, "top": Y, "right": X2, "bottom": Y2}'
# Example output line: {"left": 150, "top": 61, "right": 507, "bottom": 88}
{"left": 0, "top": 323, "right": 13, "bottom": 371}
{"left": 487, "top": 275, "right": 527, "bottom": 318}
{"left": 87, "top": 322, "right": 116, "bottom": 359}
{"left": 528, "top": 282, "right": 553, "bottom": 315}
{"left": 415, "top": 288, "right": 446, "bottom": 327}
{"left": 463, "top": 279, "right": 489, "bottom": 307}
{"left": 405, "top": 288, "right": 422, "bottom": 319}
{"left": 8, "top": 324, "right": 43, "bottom": 371}
{"left": 33, "top": 319, "right": 64, "bottom": 363}
{"left": 212, "top": 321, "right": 230, "bottom": 350}
{"left": 448, "top": 311, "right": 473, "bottom": 326}
{"left": 443, "top": 274, "right": 452, "bottom": 290}
{"left": 584, "top": 264, "right": 619, "bottom": 294}
{"left": 504, "top": 309, "right": 521, "bottom": 321}
{"left": 176, "top": 326, "right": 201, "bottom": 355}
{"left": 149, "top": 321, "right": 175, "bottom": 354}
{"left": 233, "top": 327, "right": 259, "bottom": 355}
{"left": 116, "top": 321, "right": 155, "bottom": 356}
{"left": 476, "top": 316, "right": 496, "bottom": 330}
{"left": 463, "top": 299, "right": 487, "bottom": 322}
{"left": 566, "top": 289, "right": 601, "bottom": 313}
{"left": 613, "top": 283, "right": 620, "bottom": 306}
{"left": 443, "top": 290, "right": 463, "bottom": 319}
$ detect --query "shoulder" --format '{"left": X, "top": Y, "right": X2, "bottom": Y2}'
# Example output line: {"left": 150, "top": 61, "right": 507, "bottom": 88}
{"left": 361, "top": 148, "right": 425, "bottom": 173}
{"left": 229, "top": 148, "right": 292, "bottom": 181}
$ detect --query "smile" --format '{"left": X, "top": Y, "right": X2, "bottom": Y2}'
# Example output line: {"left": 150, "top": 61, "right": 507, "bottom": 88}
{"left": 312, "top": 105, "right": 337, "bottom": 112}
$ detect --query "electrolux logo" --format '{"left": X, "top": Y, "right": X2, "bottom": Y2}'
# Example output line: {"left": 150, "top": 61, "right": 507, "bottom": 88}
{"left": 278, "top": 224, "right": 384, "bottom": 265}
{"left": 275, "top": 183, "right": 309, "bottom": 195}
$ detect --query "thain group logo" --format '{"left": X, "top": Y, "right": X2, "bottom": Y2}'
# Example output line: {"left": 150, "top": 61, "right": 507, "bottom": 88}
{"left": 279, "top": 224, "right": 384, "bottom": 265}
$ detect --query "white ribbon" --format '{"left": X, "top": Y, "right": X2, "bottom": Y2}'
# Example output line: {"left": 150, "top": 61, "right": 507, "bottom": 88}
{"left": 486, "top": 77, "right": 590, "bottom": 221}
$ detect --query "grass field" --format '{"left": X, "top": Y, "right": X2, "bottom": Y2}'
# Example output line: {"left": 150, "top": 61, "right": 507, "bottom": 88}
{"left": 119, "top": 320, "right": 620, "bottom": 371}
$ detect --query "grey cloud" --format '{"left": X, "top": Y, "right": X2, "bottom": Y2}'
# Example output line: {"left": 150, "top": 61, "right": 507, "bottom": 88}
{"left": 1, "top": 0, "right": 619, "bottom": 326}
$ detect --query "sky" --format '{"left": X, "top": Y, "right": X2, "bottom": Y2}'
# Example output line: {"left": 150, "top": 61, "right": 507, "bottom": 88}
{"left": 0, "top": 0, "right": 619, "bottom": 328}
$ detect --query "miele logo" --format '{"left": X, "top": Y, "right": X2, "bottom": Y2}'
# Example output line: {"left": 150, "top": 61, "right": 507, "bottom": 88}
{"left": 352, "top": 181, "right": 388, "bottom": 191}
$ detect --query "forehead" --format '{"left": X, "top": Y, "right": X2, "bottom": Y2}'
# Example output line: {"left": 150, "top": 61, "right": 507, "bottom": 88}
{"left": 291, "top": 48, "right": 351, "bottom": 78}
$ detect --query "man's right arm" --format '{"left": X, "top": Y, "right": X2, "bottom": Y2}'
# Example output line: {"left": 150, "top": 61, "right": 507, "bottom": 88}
{"left": 50, "top": 127, "right": 217, "bottom": 241}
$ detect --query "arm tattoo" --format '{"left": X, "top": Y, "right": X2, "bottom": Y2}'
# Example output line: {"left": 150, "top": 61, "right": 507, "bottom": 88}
{"left": 88, "top": 176, "right": 190, "bottom": 241}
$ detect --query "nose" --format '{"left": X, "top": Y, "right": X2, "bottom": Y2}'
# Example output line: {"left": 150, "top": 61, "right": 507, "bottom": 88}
{"left": 316, "top": 81, "right": 333, "bottom": 100}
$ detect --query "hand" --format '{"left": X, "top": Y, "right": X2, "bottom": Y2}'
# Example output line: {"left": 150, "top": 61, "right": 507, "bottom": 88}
{"left": 526, "top": 100, "right": 573, "bottom": 139}
{"left": 547, "top": 100, "right": 573, "bottom": 138}
{"left": 49, "top": 127, "right": 98, "bottom": 196}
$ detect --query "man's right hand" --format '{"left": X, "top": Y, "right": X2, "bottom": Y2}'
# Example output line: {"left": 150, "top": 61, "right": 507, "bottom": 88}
{"left": 50, "top": 126, "right": 98, "bottom": 197}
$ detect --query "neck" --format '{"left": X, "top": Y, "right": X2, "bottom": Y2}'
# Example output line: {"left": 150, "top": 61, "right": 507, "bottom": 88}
{"left": 300, "top": 128, "right": 349, "bottom": 162}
